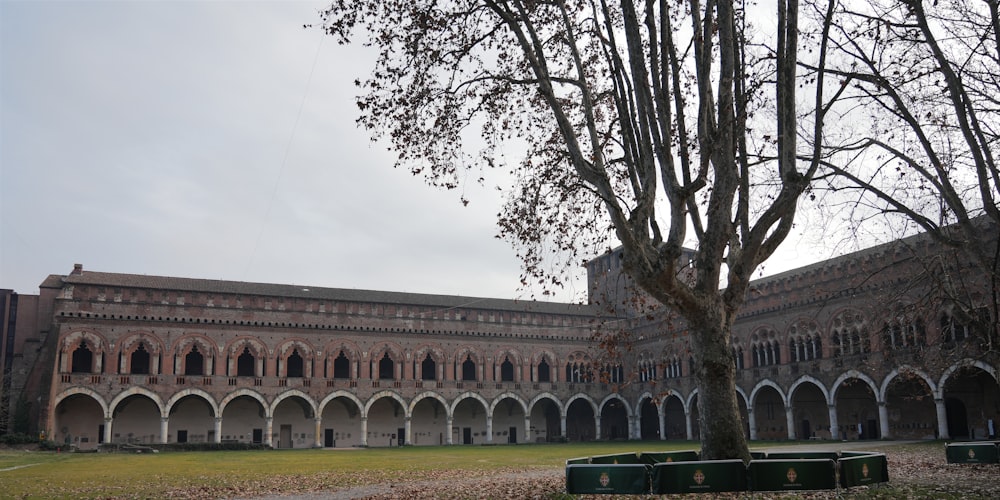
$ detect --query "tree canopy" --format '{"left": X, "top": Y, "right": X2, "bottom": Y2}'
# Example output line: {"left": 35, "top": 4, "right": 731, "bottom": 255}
{"left": 320, "top": 0, "right": 834, "bottom": 459}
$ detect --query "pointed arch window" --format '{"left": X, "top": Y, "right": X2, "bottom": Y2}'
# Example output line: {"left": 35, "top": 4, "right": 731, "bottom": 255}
{"left": 71, "top": 340, "right": 93, "bottom": 373}
{"left": 461, "top": 355, "right": 476, "bottom": 381}
{"left": 500, "top": 356, "right": 515, "bottom": 382}
{"left": 131, "top": 343, "right": 151, "bottom": 375}
{"left": 286, "top": 348, "right": 304, "bottom": 378}
{"left": 333, "top": 350, "right": 350, "bottom": 379}
{"left": 421, "top": 353, "right": 436, "bottom": 381}
{"left": 378, "top": 352, "right": 394, "bottom": 380}
{"left": 236, "top": 346, "right": 255, "bottom": 376}
{"left": 537, "top": 358, "right": 551, "bottom": 382}
{"left": 185, "top": 345, "right": 205, "bottom": 376}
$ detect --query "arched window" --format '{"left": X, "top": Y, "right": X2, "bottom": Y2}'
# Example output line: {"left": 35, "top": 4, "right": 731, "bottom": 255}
{"left": 537, "top": 358, "right": 551, "bottom": 382}
{"left": 378, "top": 352, "right": 394, "bottom": 380}
{"left": 130, "top": 343, "right": 151, "bottom": 375}
{"left": 286, "top": 348, "right": 304, "bottom": 378}
{"left": 421, "top": 353, "right": 436, "bottom": 381}
{"left": 461, "top": 355, "right": 476, "bottom": 381}
{"left": 236, "top": 346, "right": 254, "bottom": 377}
{"left": 185, "top": 345, "right": 205, "bottom": 376}
{"left": 71, "top": 341, "right": 93, "bottom": 373}
{"left": 333, "top": 350, "right": 350, "bottom": 379}
{"left": 500, "top": 356, "right": 514, "bottom": 382}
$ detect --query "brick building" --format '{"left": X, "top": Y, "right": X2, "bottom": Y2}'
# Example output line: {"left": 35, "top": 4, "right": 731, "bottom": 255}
{"left": 1, "top": 220, "right": 997, "bottom": 449}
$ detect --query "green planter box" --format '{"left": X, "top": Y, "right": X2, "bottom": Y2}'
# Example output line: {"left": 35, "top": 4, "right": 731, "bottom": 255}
{"left": 565, "top": 456, "right": 590, "bottom": 465}
{"left": 764, "top": 451, "right": 840, "bottom": 461}
{"left": 840, "top": 453, "right": 889, "bottom": 487}
{"left": 748, "top": 459, "right": 837, "bottom": 491}
{"left": 639, "top": 450, "right": 699, "bottom": 465}
{"left": 946, "top": 442, "right": 1000, "bottom": 463}
{"left": 651, "top": 459, "right": 747, "bottom": 494}
{"left": 590, "top": 452, "right": 642, "bottom": 464}
{"left": 565, "top": 464, "right": 650, "bottom": 494}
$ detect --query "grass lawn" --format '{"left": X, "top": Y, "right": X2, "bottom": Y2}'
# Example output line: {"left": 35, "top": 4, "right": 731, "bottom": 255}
{"left": 0, "top": 440, "right": 943, "bottom": 499}
{"left": 0, "top": 441, "right": 700, "bottom": 498}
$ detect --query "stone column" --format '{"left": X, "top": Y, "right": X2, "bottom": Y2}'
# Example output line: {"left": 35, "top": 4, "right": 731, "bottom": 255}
{"left": 104, "top": 417, "right": 113, "bottom": 444}
{"left": 595, "top": 415, "right": 602, "bottom": 441}
{"left": 560, "top": 413, "right": 567, "bottom": 439}
{"left": 446, "top": 416, "right": 454, "bottom": 445}
{"left": 360, "top": 417, "right": 368, "bottom": 447}
{"left": 748, "top": 407, "right": 758, "bottom": 441}
{"left": 314, "top": 417, "right": 322, "bottom": 448}
{"left": 628, "top": 415, "right": 638, "bottom": 440}
{"left": 685, "top": 411, "right": 693, "bottom": 440}
{"left": 404, "top": 416, "right": 412, "bottom": 446}
{"left": 214, "top": 417, "right": 222, "bottom": 443}
{"left": 935, "top": 398, "right": 950, "bottom": 439}
{"left": 878, "top": 401, "right": 890, "bottom": 439}
{"left": 265, "top": 417, "right": 273, "bottom": 447}
{"left": 658, "top": 409, "right": 666, "bottom": 441}
{"left": 785, "top": 406, "right": 796, "bottom": 440}
{"left": 486, "top": 415, "right": 493, "bottom": 443}
{"left": 523, "top": 415, "right": 532, "bottom": 443}
{"left": 160, "top": 417, "right": 169, "bottom": 444}
{"left": 828, "top": 404, "right": 839, "bottom": 440}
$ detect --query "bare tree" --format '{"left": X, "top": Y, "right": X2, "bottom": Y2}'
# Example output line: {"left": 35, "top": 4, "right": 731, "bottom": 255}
{"left": 320, "top": 0, "right": 833, "bottom": 459}
{"left": 810, "top": 0, "right": 999, "bottom": 346}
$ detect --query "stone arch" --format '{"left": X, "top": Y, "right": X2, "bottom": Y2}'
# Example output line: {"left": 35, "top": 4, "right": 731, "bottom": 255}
{"left": 881, "top": 366, "right": 938, "bottom": 440}
{"left": 109, "top": 387, "right": 165, "bottom": 418}
{"left": 318, "top": 390, "right": 365, "bottom": 416}
{"left": 451, "top": 391, "right": 490, "bottom": 444}
{"left": 51, "top": 387, "right": 109, "bottom": 450}
{"left": 939, "top": 359, "right": 998, "bottom": 391}
{"left": 270, "top": 389, "right": 318, "bottom": 418}
{"left": 409, "top": 391, "right": 449, "bottom": 416}
{"left": 54, "top": 386, "right": 110, "bottom": 418}
{"left": 788, "top": 376, "right": 831, "bottom": 440}
{"left": 565, "top": 393, "right": 598, "bottom": 441}
{"left": 880, "top": 366, "right": 938, "bottom": 401}
{"left": 788, "top": 375, "right": 831, "bottom": 404}
{"left": 635, "top": 392, "right": 660, "bottom": 440}
{"left": 165, "top": 388, "right": 219, "bottom": 417}
{"left": 491, "top": 392, "right": 528, "bottom": 444}
{"left": 219, "top": 388, "right": 269, "bottom": 416}
{"left": 450, "top": 391, "right": 490, "bottom": 415}
{"left": 747, "top": 379, "right": 788, "bottom": 404}
{"left": 527, "top": 392, "right": 562, "bottom": 443}
{"left": 528, "top": 392, "right": 564, "bottom": 415}
{"left": 831, "top": 370, "right": 880, "bottom": 402}
{"left": 599, "top": 393, "right": 633, "bottom": 417}
{"left": 490, "top": 392, "right": 528, "bottom": 416}
{"left": 831, "top": 370, "right": 881, "bottom": 440}
{"left": 660, "top": 391, "right": 687, "bottom": 440}
{"left": 364, "top": 390, "right": 408, "bottom": 416}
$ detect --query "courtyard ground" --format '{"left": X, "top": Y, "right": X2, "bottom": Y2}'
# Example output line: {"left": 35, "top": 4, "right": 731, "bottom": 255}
{"left": 1, "top": 440, "right": 997, "bottom": 499}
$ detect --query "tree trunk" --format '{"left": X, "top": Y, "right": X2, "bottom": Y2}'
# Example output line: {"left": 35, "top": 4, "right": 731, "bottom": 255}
{"left": 690, "top": 307, "right": 751, "bottom": 461}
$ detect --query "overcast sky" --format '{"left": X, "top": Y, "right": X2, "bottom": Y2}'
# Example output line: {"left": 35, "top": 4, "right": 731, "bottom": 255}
{"left": 1, "top": 0, "right": 835, "bottom": 303}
